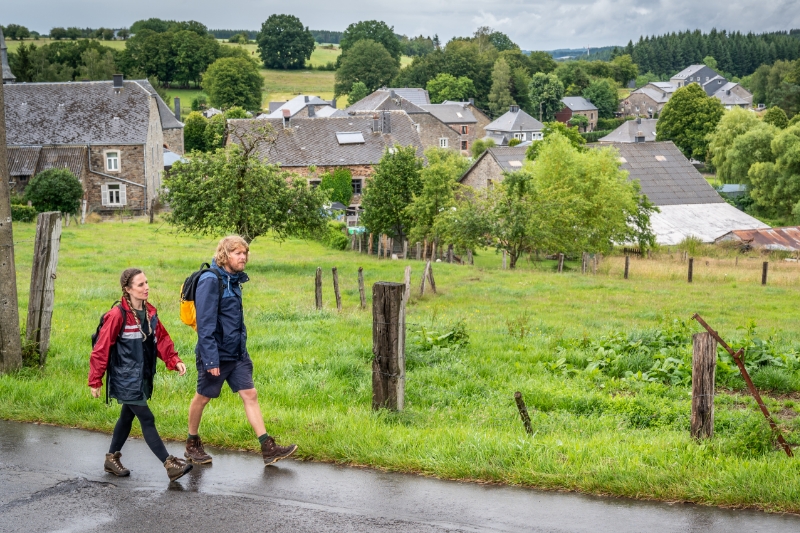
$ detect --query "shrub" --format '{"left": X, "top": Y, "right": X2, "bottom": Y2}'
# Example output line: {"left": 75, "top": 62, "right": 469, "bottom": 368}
{"left": 319, "top": 168, "right": 353, "bottom": 205}
{"left": 86, "top": 212, "right": 103, "bottom": 224}
{"left": 24, "top": 168, "right": 83, "bottom": 214}
{"left": 11, "top": 204, "right": 37, "bottom": 222}
{"left": 508, "top": 138, "right": 522, "bottom": 147}
{"left": 579, "top": 130, "right": 612, "bottom": 143}
{"left": 597, "top": 117, "right": 626, "bottom": 131}
{"left": 320, "top": 221, "right": 349, "bottom": 250}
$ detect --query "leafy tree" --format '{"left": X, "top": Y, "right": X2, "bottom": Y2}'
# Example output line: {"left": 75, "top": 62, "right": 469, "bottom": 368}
{"left": 66, "top": 27, "right": 81, "bottom": 40}
{"left": 749, "top": 124, "right": 800, "bottom": 219}
{"left": 191, "top": 94, "right": 208, "bottom": 111}
{"left": 488, "top": 58, "right": 515, "bottom": 117}
{"left": 49, "top": 27, "right": 67, "bottom": 40}
{"left": 527, "top": 51, "right": 558, "bottom": 75}
{"left": 703, "top": 56, "right": 718, "bottom": 70}
{"left": 257, "top": 14, "right": 315, "bottom": 69}
{"left": 164, "top": 125, "right": 327, "bottom": 243}
{"left": 24, "top": 169, "right": 83, "bottom": 214}
{"left": 172, "top": 30, "right": 220, "bottom": 86}
{"left": 339, "top": 20, "right": 401, "bottom": 67}
{"left": 334, "top": 40, "right": 399, "bottom": 97}
{"left": 656, "top": 83, "right": 724, "bottom": 162}
{"left": 635, "top": 71, "right": 661, "bottom": 88}
{"left": 205, "top": 113, "right": 227, "bottom": 150}
{"left": 347, "top": 81, "right": 369, "bottom": 106}
{"left": 77, "top": 48, "right": 116, "bottom": 80}
{"left": 582, "top": 78, "right": 619, "bottom": 119}
{"left": 726, "top": 123, "right": 778, "bottom": 185}
{"left": 568, "top": 115, "right": 589, "bottom": 129}
{"left": 224, "top": 106, "right": 249, "bottom": 119}
{"left": 117, "top": 29, "right": 130, "bottom": 40}
{"left": 526, "top": 122, "right": 585, "bottom": 161}
{"left": 471, "top": 138, "right": 496, "bottom": 158}
{"left": 426, "top": 73, "right": 476, "bottom": 104}
{"left": 319, "top": 168, "right": 353, "bottom": 205}
{"left": 4, "top": 24, "right": 31, "bottom": 40}
{"left": 528, "top": 72, "right": 565, "bottom": 123}
{"left": 763, "top": 106, "right": 789, "bottom": 128}
{"left": 130, "top": 18, "right": 173, "bottom": 34}
{"left": 609, "top": 54, "right": 638, "bottom": 86}
{"left": 203, "top": 56, "right": 264, "bottom": 111}
{"left": 488, "top": 31, "right": 518, "bottom": 52}
{"left": 360, "top": 145, "right": 423, "bottom": 240}
{"left": 9, "top": 43, "right": 36, "bottom": 82}
{"left": 708, "top": 107, "right": 761, "bottom": 180}
{"left": 406, "top": 148, "right": 470, "bottom": 244}
{"left": 184, "top": 111, "right": 209, "bottom": 152}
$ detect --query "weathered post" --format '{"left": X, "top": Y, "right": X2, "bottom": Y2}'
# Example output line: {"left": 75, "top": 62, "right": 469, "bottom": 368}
{"left": 502, "top": 250, "right": 507, "bottom": 269}
{"left": 593, "top": 255, "right": 597, "bottom": 275}
{"left": 422, "top": 239, "right": 428, "bottom": 261}
{"left": 762, "top": 261, "right": 768, "bottom": 285}
{"left": 514, "top": 392, "right": 534, "bottom": 435}
{"left": 80, "top": 199, "right": 87, "bottom": 225}
{"left": 149, "top": 198, "right": 156, "bottom": 224}
{"left": 415, "top": 241, "right": 421, "bottom": 260}
{"left": 419, "top": 260, "right": 430, "bottom": 296}
{"left": 691, "top": 332, "right": 717, "bottom": 439}
{"left": 332, "top": 267, "right": 342, "bottom": 311}
{"left": 26, "top": 212, "right": 63, "bottom": 364}
{"left": 372, "top": 282, "right": 406, "bottom": 411}
{"left": 688, "top": 257, "right": 694, "bottom": 283}
{"left": 447, "top": 244, "right": 453, "bottom": 264}
{"left": 581, "top": 253, "right": 587, "bottom": 274}
{"left": 403, "top": 239, "right": 408, "bottom": 260}
{"left": 351, "top": 234, "right": 356, "bottom": 251}
{"left": 377, "top": 235, "right": 382, "bottom": 259}
{"left": 427, "top": 262, "right": 437, "bottom": 294}
{"left": 467, "top": 249, "right": 473, "bottom": 265}
{"left": 557, "top": 253, "right": 565, "bottom": 273}
{"left": 431, "top": 241, "right": 437, "bottom": 262}
{"left": 358, "top": 267, "right": 366, "bottom": 309}
{"left": 315, "top": 267, "right": 323, "bottom": 310}
{"left": 624, "top": 255, "right": 630, "bottom": 280}
{"left": 404, "top": 266, "right": 411, "bottom": 303}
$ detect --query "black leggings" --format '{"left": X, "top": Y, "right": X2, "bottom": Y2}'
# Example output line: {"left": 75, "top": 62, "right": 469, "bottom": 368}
{"left": 109, "top": 404, "right": 169, "bottom": 463}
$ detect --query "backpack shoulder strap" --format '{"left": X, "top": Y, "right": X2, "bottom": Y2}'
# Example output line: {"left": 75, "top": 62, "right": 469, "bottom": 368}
{"left": 106, "top": 301, "right": 124, "bottom": 405}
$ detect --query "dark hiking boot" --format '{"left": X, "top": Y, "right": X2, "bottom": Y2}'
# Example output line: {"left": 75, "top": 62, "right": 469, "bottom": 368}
{"left": 164, "top": 455, "right": 193, "bottom": 482}
{"left": 185, "top": 436, "right": 212, "bottom": 464}
{"left": 261, "top": 437, "right": 298, "bottom": 466}
{"left": 104, "top": 452, "right": 130, "bottom": 477}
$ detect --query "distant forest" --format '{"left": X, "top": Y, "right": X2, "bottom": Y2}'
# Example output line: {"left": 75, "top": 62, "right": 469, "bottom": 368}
{"left": 209, "top": 29, "right": 343, "bottom": 44}
{"left": 622, "top": 29, "right": 800, "bottom": 78}
{"left": 545, "top": 46, "right": 619, "bottom": 62}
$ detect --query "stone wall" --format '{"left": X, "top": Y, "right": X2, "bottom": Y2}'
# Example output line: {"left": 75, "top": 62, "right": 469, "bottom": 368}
{"left": 86, "top": 144, "right": 147, "bottom": 215}
{"left": 163, "top": 128, "right": 184, "bottom": 155}
{"left": 411, "top": 113, "right": 460, "bottom": 152}
{"left": 619, "top": 92, "right": 663, "bottom": 118}
{"left": 144, "top": 96, "right": 165, "bottom": 206}
{"left": 460, "top": 153, "right": 504, "bottom": 190}
{"left": 290, "top": 164, "right": 374, "bottom": 207}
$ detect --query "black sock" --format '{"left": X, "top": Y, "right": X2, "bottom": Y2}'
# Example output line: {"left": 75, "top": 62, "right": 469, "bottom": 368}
{"left": 188, "top": 433, "right": 199, "bottom": 440}
{"left": 258, "top": 433, "right": 270, "bottom": 445}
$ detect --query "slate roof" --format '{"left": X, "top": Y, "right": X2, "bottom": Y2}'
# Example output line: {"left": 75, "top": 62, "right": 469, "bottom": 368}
{"left": 671, "top": 65, "right": 706, "bottom": 80}
{"left": 649, "top": 82, "right": 677, "bottom": 90}
{"left": 265, "top": 95, "right": 334, "bottom": 118}
{"left": 229, "top": 111, "right": 424, "bottom": 167}
{"left": 1, "top": 28, "right": 15, "bottom": 83}
{"left": 562, "top": 96, "right": 597, "bottom": 112}
{"left": 346, "top": 90, "right": 427, "bottom": 114}
{"left": 485, "top": 108, "right": 544, "bottom": 133}
{"left": 712, "top": 84, "right": 750, "bottom": 106}
{"left": 314, "top": 106, "right": 348, "bottom": 118}
{"left": 419, "top": 104, "right": 476, "bottom": 124}
{"left": 387, "top": 88, "right": 430, "bottom": 106}
{"left": 601, "top": 141, "right": 724, "bottom": 206}
{"left": 598, "top": 118, "right": 658, "bottom": 143}
{"left": 632, "top": 87, "right": 672, "bottom": 104}
{"left": 4, "top": 80, "right": 164, "bottom": 145}
{"left": 459, "top": 146, "right": 528, "bottom": 184}
{"left": 136, "top": 79, "right": 183, "bottom": 129}
{"left": 7, "top": 145, "right": 86, "bottom": 177}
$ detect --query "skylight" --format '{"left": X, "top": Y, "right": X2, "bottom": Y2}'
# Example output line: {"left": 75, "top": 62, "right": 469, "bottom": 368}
{"left": 655, "top": 155, "right": 667, "bottom": 162}
{"left": 508, "top": 161, "right": 522, "bottom": 167}
{"left": 336, "top": 132, "right": 365, "bottom": 145}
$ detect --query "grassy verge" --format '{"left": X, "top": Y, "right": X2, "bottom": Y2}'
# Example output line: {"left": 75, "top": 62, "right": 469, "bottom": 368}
{"left": 3, "top": 219, "right": 800, "bottom": 512}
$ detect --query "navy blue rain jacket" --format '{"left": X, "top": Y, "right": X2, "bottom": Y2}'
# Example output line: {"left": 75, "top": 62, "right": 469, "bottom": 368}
{"left": 194, "top": 259, "right": 249, "bottom": 370}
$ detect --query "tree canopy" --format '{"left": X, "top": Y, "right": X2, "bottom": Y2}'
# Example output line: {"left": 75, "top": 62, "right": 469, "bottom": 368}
{"left": 525, "top": 122, "right": 586, "bottom": 161}
{"left": 656, "top": 83, "right": 724, "bottom": 162}
{"left": 334, "top": 40, "right": 399, "bottom": 97}
{"left": 528, "top": 73, "right": 565, "bottom": 123}
{"left": 347, "top": 81, "right": 369, "bottom": 106}
{"left": 338, "top": 20, "right": 402, "bottom": 66}
{"left": 582, "top": 78, "right": 619, "bottom": 119}
{"left": 748, "top": 124, "right": 800, "bottom": 220}
{"left": 256, "top": 14, "right": 315, "bottom": 70}
{"left": 202, "top": 56, "right": 264, "bottom": 111}
{"left": 25, "top": 169, "right": 83, "bottom": 214}
{"left": 426, "top": 73, "right": 476, "bottom": 104}
{"left": 319, "top": 168, "right": 353, "bottom": 206}
{"left": 488, "top": 58, "right": 515, "bottom": 117}
{"left": 763, "top": 106, "right": 790, "bottom": 129}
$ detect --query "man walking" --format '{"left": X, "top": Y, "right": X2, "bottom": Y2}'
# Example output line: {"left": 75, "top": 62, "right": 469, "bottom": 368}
{"left": 185, "top": 235, "right": 297, "bottom": 466}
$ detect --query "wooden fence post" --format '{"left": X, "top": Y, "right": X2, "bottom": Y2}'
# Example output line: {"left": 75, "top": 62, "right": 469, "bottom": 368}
{"left": 427, "top": 262, "right": 437, "bottom": 294}
{"left": 377, "top": 235, "right": 382, "bottom": 259}
{"left": 332, "top": 267, "right": 342, "bottom": 311}
{"left": 149, "top": 198, "right": 156, "bottom": 224}
{"left": 358, "top": 267, "right": 366, "bottom": 309}
{"left": 415, "top": 242, "right": 421, "bottom": 260}
{"left": 315, "top": 267, "right": 323, "bottom": 310}
{"left": 404, "top": 266, "right": 411, "bottom": 303}
{"left": 422, "top": 239, "right": 427, "bottom": 261}
{"left": 447, "top": 244, "right": 453, "bottom": 264}
{"left": 691, "top": 332, "right": 717, "bottom": 439}
{"left": 26, "top": 212, "right": 62, "bottom": 363}
{"left": 368, "top": 233, "right": 373, "bottom": 256}
{"left": 762, "top": 262, "right": 768, "bottom": 286}
{"left": 557, "top": 253, "right": 565, "bottom": 273}
{"left": 467, "top": 249, "right": 473, "bottom": 265}
{"left": 372, "top": 282, "right": 406, "bottom": 411}
{"left": 593, "top": 254, "right": 597, "bottom": 275}
{"left": 514, "top": 391, "right": 533, "bottom": 435}
{"left": 80, "top": 199, "right": 87, "bottom": 225}
{"left": 581, "top": 253, "right": 587, "bottom": 274}
{"left": 403, "top": 239, "right": 408, "bottom": 260}
{"left": 431, "top": 241, "right": 437, "bottom": 262}
{"left": 688, "top": 257, "right": 694, "bottom": 283}
{"left": 624, "top": 255, "right": 630, "bottom": 280}
{"left": 419, "top": 261, "right": 430, "bottom": 296}
{"left": 502, "top": 250, "right": 507, "bottom": 270}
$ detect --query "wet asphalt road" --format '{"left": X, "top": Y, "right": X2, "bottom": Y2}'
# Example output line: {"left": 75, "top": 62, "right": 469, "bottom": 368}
{"left": 0, "top": 420, "right": 798, "bottom": 532}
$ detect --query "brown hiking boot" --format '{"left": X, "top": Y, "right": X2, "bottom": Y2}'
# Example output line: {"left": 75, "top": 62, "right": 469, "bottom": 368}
{"left": 185, "top": 436, "right": 212, "bottom": 464}
{"left": 104, "top": 452, "right": 130, "bottom": 477}
{"left": 163, "top": 455, "right": 193, "bottom": 481}
{"left": 261, "top": 437, "right": 298, "bottom": 466}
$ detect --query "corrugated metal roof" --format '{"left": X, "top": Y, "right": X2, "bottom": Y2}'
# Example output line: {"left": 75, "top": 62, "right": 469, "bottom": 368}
{"left": 715, "top": 227, "right": 800, "bottom": 251}
{"left": 651, "top": 203, "right": 769, "bottom": 244}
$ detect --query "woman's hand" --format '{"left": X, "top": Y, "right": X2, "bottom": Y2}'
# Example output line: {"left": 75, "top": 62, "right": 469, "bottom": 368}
{"left": 176, "top": 362, "right": 187, "bottom": 376}
{"left": 90, "top": 387, "right": 102, "bottom": 399}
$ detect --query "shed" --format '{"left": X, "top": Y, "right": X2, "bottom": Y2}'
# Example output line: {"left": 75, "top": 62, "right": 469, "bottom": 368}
{"left": 715, "top": 227, "right": 800, "bottom": 251}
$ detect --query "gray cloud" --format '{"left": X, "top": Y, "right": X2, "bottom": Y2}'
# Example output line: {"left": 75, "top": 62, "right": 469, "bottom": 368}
{"left": 5, "top": 0, "right": 800, "bottom": 50}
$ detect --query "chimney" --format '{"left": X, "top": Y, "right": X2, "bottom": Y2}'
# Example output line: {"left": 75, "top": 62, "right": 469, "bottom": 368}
{"left": 635, "top": 131, "right": 645, "bottom": 143}
{"left": 372, "top": 113, "right": 381, "bottom": 133}
{"left": 308, "top": 105, "right": 315, "bottom": 117}
{"left": 174, "top": 97, "right": 181, "bottom": 121}
{"left": 113, "top": 74, "right": 123, "bottom": 93}
{"left": 304, "top": 96, "right": 309, "bottom": 103}
{"left": 726, "top": 90, "right": 731, "bottom": 95}
{"left": 390, "top": 90, "right": 397, "bottom": 99}
{"left": 382, "top": 111, "right": 391, "bottom": 134}
{"left": 282, "top": 108, "right": 291, "bottom": 128}
{"left": 510, "top": 105, "right": 519, "bottom": 113}
{"left": 636, "top": 117, "right": 641, "bottom": 124}
{"left": 468, "top": 98, "right": 474, "bottom": 106}
{"left": 331, "top": 98, "right": 336, "bottom": 109}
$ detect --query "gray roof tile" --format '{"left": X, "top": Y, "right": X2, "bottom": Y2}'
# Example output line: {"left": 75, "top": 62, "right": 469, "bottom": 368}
{"left": 419, "top": 103, "right": 477, "bottom": 124}
{"left": 387, "top": 88, "right": 430, "bottom": 106}
{"left": 599, "top": 119, "right": 658, "bottom": 143}
{"left": 347, "top": 90, "right": 427, "bottom": 114}
{"left": 485, "top": 108, "right": 544, "bottom": 133}
{"left": 562, "top": 96, "right": 597, "bottom": 112}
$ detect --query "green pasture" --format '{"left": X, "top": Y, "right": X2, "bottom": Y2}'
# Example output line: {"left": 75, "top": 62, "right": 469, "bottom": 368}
{"left": 4, "top": 38, "right": 127, "bottom": 52}
{"left": 3, "top": 219, "right": 800, "bottom": 512}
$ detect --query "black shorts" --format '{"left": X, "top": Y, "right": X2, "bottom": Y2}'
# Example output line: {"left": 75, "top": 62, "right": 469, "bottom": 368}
{"left": 196, "top": 356, "right": 255, "bottom": 398}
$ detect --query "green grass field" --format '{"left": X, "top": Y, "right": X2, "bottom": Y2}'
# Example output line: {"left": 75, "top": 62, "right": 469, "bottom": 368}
{"left": 4, "top": 38, "right": 127, "bottom": 52}
{"left": 3, "top": 219, "right": 800, "bottom": 512}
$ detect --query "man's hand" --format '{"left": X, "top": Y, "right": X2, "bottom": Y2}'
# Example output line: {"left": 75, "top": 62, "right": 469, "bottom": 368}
{"left": 208, "top": 368, "right": 220, "bottom": 376}
{"left": 90, "top": 387, "right": 101, "bottom": 399}
{"left": 176, "top": 362, "right": 187, "bottom": 376}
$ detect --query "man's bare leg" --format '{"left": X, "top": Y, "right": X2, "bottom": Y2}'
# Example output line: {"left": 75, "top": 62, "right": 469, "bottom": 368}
{"left": 238, "top": 388, "right": 267, "bottom": 436}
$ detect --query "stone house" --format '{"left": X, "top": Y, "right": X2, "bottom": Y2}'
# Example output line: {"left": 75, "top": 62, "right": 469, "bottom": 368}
{"left": 555, "top": 97, "right": 598, "bottom": 132}
{"left": 227, "top": 111, "right": 424, "bottom": 224}
{"left": 4, "top": 75, "right": 183, "bottom": 216}
{"left": 483, "top": 106, "right": 544, "bottom": 145}
{"left": 670, "top": 65, "right": 721, "bottom": 90}
{"left": 265, "top": 94, "right": 344, "bottom": 118}
{"left": 619, "top": 83, "right": 675, "bottom": 117}
{"left": 419, "top": 103, "right": 480, "bottom": 154}
{"left": 598, "top": 118, "right": 657, "bottom": 143}
{"left": 458, "top": 146, "right": 528, "bottom": 190}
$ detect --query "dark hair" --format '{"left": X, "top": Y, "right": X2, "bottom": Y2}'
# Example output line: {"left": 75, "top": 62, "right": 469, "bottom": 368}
{"left": 120, "top": 268, "right": 150, "bottom": 340}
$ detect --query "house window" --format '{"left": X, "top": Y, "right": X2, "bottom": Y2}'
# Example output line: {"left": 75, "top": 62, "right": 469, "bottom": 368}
{"left": 635, "top": 106, "right": 640, "bottom": 112}
{"left": 513, "top": 132, "right": 525, "bottom": 141}
{"left": 705, "top": 76, "right": 709, "bottom": 81}
{"left": 486, "top": 179, "right": 493, "bottom": 190}
{"left": 101, "top": 183, "right": 127, "bottom": 206}
{"left": 461, "top": 125, "right": 468, "bottom": 134}
{"left": 351, "top": 179, "right": 362, "bottom": 194}
{"left": 309, "top": 179, "right": 321, "bottom": 188}
{"left": 461, "top": 140, "right": 468, "bottom": 151}
{"left": 105, "top": 151, "right": 120, "bottom": 172}
{"left": 414, "top": 123, "right": 420, "bottom": 133}
{"left": 439, "top": 138, "right": 448, "bottom": 148}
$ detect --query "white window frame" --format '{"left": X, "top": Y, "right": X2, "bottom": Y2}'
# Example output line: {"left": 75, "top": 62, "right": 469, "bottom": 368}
{"left": 439, "top": 138, "right": 448, "bottom": 148}
{"left": 513, "top": 132, "right": 526, "bottom": 141}
{"left": 105, "top": 150, "right": 120, "bottom": 172}
{"left": 101, "top": 183, "right": 127, "bottom": 207}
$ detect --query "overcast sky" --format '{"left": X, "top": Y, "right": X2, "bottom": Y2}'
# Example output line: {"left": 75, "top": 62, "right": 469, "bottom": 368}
{"left": 6, "top": 0, "right": 800, "bottom": 50}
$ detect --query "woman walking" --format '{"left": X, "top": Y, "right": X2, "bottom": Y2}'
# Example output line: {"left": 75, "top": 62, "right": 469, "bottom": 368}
{"left": 89, "top": 268, "right": 193, "bottom": 482}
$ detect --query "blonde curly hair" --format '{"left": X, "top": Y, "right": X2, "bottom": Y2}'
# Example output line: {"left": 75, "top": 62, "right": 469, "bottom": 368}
{"left": 214, "top": 236, "right": 250, "bottom": 267}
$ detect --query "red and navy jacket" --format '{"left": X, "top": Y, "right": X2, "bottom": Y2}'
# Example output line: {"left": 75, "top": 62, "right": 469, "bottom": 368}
{"left": 88, "top": 298, "right": 182, "bottom": 402}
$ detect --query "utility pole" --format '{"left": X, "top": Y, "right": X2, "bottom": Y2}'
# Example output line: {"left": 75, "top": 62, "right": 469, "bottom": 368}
{"left": 0, "top": 78, "right": 22, "bottom": 373}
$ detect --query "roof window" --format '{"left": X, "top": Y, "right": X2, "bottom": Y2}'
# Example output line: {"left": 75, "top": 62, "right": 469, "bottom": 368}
{"left": 336, "top": 132, "right": 365, "bottom": 144}
{"left": 655, "top": 155, "right": 667, "bottom": 162}
{"left": 508, "top": 161, "right": 522, "bottom": 167}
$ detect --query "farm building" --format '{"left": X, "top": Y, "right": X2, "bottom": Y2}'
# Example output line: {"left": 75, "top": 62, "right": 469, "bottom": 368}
{"left": 715, "top": 227, "right": 800, "bottom": 252}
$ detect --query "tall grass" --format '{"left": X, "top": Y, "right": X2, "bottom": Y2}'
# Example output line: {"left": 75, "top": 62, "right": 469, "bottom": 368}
{"left": 2, "top": 219, "right": 800, "bottom": 512}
